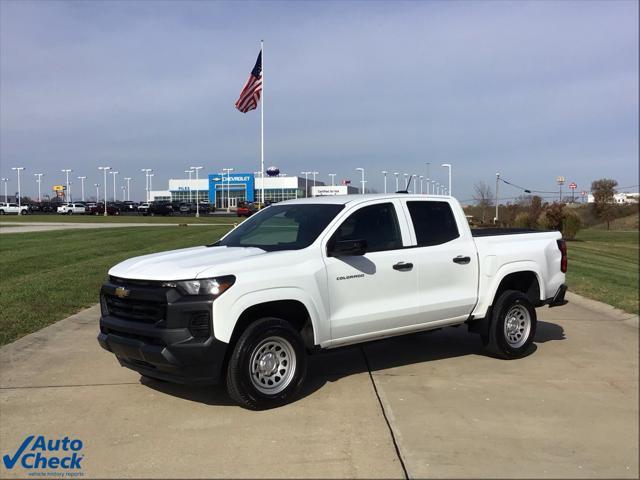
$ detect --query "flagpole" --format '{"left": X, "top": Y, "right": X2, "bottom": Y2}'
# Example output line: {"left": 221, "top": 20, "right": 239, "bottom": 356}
{"left": 260, "top": 39, "right": 265, "bottom": 206}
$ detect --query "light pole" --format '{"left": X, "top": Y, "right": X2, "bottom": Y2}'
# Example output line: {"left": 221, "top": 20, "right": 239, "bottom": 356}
{"left": 412, "top": 175, "right": 417, "bottom": 194}
{"left": 124, "top": 177, "right": 131, "bottom": 201}
{"left": 356, "top": 168, "right": 365, "bottom": 194}
{"left": 61, "top": 169, "right": 72, "bottom": 203}
{"left": 148, "top": 173, "right": 154, "bottom": 198}
{"left": 185, "top": 169, "right": 194, "bottom": 203}
{"left": 311, "top": 171, "right": 319, "bottom": 187}
{"left": 494, "top": 172, "right": 500, "bottom": 224}
{"left": 435, "top": 182, "right": 440, "bottom": 196}
{"left": 441, "top": 163, "right": 452, "bottom": 196}
{"left": 1, "top": 177, "right": 9, "bottom": 202}
{"left": 121, "top": 185, "right": 126, "bottom": 201}
{"left": 223, "top": 168, "right": 233, "bottom": 211}
{"left": 301, "top": 172, "right": 310, "bottom": 197}
{"left": 329, "top": 173, "right": 336, "bottom": 186}
{"left": 394, "top": 172, "right": 399, "bottom": 192}
{"left": 109, "top": 171, "right": 119, "bottom": 202}
{"left": 98, "top": 166, "right": 111, "bottom": 216}
{"left": 141, "top": 169, "right": 152, "bottom": 202}
{"left": 190, "top": 166, "right": 203, "bottom": 217}
{"left": 94, "top": 183, "right": 100, "bottom": 202}
{"left": 556, "top": 176, "right": 565, "bottom": 202}
{"left": 425, "top": 162, "right": 431, "bottom": 195}
{"left": 77, "top": 176, "right": 86, "bottom": 201}
{"left": 419, "top": 175, "right": 424, "bottom": 194}
{"left": 11, "top": 167, "right": 25, "bottom": 206}
{"left": 280, "top": 173, "right": 288, "bottom": 201}
{"left": 431, "top": 180, "right": 436, "bottom": 195}
{"left": 403, "top": 173, "right": 409, "bottom": 191}
{"left": 381, "top": 171, "right": 388, "bottom": 194}
{"left": 34, "top": 173, "right": 43, "bottom": 202}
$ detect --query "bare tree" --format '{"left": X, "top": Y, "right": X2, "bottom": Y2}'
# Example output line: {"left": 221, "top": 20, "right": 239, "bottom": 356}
{"left": 473, "top": 181, "right": 493, "bottom": 223}
{"left": 591, "top": 178, "right": 618, "bottom": 230}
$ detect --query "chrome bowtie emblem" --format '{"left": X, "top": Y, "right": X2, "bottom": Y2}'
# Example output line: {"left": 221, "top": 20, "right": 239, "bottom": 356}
{"left": 114, "top": 287, "right": 130, "bottom": 298}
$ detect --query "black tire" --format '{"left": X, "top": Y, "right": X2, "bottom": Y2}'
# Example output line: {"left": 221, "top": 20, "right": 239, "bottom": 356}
{"left": 484, "top": 290, "right": 537, "bottom": 359}
{"left": 226, "top": 317, "right": 307, "bottom": 410}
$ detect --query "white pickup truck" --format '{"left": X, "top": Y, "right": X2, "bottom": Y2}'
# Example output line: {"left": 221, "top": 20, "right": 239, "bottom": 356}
{"left": 0, "top": 202, "right": 29, "bottom": 215}
{"left": 57, "top": 203, "right": 87, "bottom": 215}
{"left": 99, "top": 194, "right": 567, "bottom": 409}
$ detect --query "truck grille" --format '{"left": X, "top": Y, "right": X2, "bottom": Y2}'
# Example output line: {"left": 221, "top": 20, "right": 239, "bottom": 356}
{"left": 104, "top": 295, "right": 166, "bottom": 324}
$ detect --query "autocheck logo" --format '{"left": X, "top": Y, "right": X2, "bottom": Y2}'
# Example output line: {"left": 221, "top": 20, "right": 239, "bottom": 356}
{"left": 3, "top": 435, "right": 84, "bottom": 473}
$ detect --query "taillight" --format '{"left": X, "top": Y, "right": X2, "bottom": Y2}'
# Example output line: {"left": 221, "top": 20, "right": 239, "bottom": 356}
{"left": 557, "top": 239, "right": 567, "bottom": 273}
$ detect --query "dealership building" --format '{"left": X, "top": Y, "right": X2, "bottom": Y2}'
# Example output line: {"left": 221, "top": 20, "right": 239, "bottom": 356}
{"left": 149, "top": 172, "right": 358, "bottom": 207}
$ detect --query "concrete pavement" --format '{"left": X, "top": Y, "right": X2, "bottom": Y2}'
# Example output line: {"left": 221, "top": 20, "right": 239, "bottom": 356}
{"left": 1, "top": 294, "right": 637, "bottom": 478}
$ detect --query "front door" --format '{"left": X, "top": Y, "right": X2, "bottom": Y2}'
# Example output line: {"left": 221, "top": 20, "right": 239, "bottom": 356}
{"left": 323, "top": 201, "right": 420, "bottom": 342}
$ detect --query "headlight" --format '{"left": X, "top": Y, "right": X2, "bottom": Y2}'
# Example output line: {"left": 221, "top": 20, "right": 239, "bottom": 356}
{"left": 162, "top": 275, "right": 235, "bottom": 297}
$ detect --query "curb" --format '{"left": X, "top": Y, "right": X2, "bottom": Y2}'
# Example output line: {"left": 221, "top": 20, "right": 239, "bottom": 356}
{"left": 565, "top": 291, "right": 639, "bottom": 328}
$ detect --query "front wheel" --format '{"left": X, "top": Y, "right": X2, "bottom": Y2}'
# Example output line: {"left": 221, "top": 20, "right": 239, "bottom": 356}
{"left": 226, "top": 318, "right": 307, "bottom": 410}
{"left": 484, "top": 290, "right": 537, "bottom": 359}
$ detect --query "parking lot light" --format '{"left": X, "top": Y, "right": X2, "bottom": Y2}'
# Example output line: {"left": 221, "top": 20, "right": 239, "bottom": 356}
{"left": 98, "top": 166, "right": 111, "bottom": 216}
{"left": 356, "top": 168, "right": 365, "bottom": 194}
{"left": 11, "top": 167, "right": 25, "bottom": 207}
{"left": 1, "top": 177, "right": 9, "bottom": 203}
{"left": 190, "top": 166, "right": 203, "bottom": 217}
{"left": 34, "top": 173, "right": 44, "bottom": 202}
{"left": 94, "top": 183, "right": 99, "bottom": 202}
{"left": 77, "top": 176, "right": 86, "bottom": 201}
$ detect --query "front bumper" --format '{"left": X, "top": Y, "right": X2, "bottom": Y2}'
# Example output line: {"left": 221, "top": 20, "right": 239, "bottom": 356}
{"left": 98, "top": 278, "right": 228, "bottom": 385}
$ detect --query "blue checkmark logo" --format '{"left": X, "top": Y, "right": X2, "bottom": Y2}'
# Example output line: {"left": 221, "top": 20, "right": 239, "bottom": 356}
{"left": 2, "top": 435, "right": 34, "bottom": 469}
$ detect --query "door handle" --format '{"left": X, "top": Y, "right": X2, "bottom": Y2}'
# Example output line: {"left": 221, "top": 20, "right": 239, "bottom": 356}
{"left": 453, "top": 255, "right": 471, "bottom": 265}
{"left": 393, "top": 262, "right": 413, "bottom": 271}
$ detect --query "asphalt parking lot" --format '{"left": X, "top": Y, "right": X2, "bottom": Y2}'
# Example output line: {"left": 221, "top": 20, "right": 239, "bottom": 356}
{"left": 1, "top": 293, "right": 637, "bottom": 479}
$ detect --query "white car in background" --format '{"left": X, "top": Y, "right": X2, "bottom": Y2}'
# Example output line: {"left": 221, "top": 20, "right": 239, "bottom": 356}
{"left": 0, "top": 202, "right": 29, "bottom": 215}
{"left": 57, "top": 203, "right": 87, "bottom": 215}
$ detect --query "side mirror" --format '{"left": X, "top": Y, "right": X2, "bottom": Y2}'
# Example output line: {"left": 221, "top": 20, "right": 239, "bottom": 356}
{"left": 328, "top": 239, "right": 367, "bottom": 257}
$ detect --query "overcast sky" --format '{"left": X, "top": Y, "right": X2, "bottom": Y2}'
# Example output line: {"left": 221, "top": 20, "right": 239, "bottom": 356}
{"left": 1, "top": 0, "right": 638, "bottom": 202}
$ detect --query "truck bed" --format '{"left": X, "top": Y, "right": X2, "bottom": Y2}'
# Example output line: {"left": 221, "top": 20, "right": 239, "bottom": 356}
{"left": 471, "top": 228, "right": 546, "bottom": 237}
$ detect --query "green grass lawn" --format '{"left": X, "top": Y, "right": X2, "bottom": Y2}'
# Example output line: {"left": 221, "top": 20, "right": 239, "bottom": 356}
{"left": 0, "top": 225, "right": 232, "bottom": 345}
{"left": 0, "top": 214, "right": 239, "bottom": 224}
{"left": 566, "top": 229, "right": 639, "bottom": 314}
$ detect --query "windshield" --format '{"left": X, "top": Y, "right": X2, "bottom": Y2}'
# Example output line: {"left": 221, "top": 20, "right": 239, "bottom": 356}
{"left": 217, "top": 204, "right": 344, "bottom": 251}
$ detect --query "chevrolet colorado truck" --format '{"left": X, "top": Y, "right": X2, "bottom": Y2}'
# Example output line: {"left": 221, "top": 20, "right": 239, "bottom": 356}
{"left": 98, "top": 194, "right": 568, "bottom": 409}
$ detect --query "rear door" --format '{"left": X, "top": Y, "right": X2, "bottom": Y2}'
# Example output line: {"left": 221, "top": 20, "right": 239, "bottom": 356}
{"left": 401, "top": 199, "right": 479, "bottom": 322}
{"left": 322, "top": 200, "right": 421, "bottom": 341}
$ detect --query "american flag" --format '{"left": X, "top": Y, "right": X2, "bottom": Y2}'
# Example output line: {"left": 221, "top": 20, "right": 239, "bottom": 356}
{"left": 235, "top": 51, "right": 262, "bottom": 113}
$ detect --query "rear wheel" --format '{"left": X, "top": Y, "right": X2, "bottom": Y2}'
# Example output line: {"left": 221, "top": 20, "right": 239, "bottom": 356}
{"left": 226, "top": 317, "right": 307, "bottom": 410}
{"left": 484, "top": 290, "right": 537, "bottom": 359}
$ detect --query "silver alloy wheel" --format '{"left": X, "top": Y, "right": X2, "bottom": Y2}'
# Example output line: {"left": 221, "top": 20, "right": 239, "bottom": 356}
{"left": 249, "top": 336, "right": 297, "bottom": 395}
{"left": 503, "top": 304, "right": 531, "bottom": 348}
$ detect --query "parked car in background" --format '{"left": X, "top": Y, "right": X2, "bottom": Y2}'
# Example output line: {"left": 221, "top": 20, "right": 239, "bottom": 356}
{"left": 114, "top": 201, "right": 138, "bottom": 213}
{"left": 88, "top": 203, "right": 120, "bottom": 216}
{"left": 39, "top": 202, "right": 59, "bottom": 213}
{"left": 57, "top": 203, "right": 87, "bottom": 215}
{"left": 145, "top": 201, "right": 174, "bottom": 216}
{"left": 137, "top": 202, "right": 150, "bottom": 214}
{"left": 179, "top": 203, "right": 194, "bottom": 215}
{"left": 0, "top": 202, "right": 30, "bottom": 215}
{"left": 236, "top": 201, "right": 257, "bottom": 217}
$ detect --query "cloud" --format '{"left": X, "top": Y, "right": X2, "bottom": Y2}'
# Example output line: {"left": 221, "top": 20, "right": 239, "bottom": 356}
{"left": 1, "top": 0, "right": 637, "bottom": 201}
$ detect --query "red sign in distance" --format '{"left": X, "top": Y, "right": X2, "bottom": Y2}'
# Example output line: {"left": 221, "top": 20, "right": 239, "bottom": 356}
{"left": 569, "top": 182, "right": 577, "bottom": 190}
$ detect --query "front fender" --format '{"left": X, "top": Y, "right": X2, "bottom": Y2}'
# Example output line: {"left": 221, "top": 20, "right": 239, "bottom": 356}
{"left": 213, "top": 287, "right": 325, "bottom": 345}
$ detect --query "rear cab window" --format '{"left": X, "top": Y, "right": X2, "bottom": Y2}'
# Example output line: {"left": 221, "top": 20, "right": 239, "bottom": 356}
{"left": 406, "top": 201, "right": 460, "bottom": 246}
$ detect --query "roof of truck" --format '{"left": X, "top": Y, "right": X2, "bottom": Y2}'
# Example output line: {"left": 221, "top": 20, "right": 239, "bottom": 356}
{"left": 280, "top": 193, "right": 454, "bottom": 205}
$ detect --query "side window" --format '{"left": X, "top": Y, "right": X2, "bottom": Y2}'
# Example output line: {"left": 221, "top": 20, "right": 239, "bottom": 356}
{"left": 333, "top": 203, "right": 402, "bottom": 253}
{"left": 407, "top": 201, "right": 460, "bottom": 246}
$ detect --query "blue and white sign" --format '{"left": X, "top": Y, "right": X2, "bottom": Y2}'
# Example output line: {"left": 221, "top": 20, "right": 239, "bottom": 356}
{"left": 208, "top": 173, "right": 255, "bottom": 203}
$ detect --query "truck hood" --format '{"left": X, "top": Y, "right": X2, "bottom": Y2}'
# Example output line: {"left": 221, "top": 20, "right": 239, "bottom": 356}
{"left": 108, "top": 245, "right": 266, "bottom": 281}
